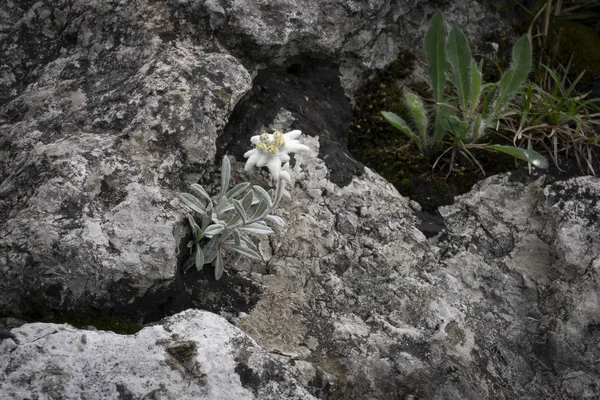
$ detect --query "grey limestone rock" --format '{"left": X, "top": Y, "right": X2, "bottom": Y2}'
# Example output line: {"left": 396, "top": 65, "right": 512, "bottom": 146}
{"left": 0, "top": 0, "right": 510, "bottom": 318}
{"left": 235, "top": 159, "right": 600, "bottom": 399}
{"left": 0, "top": 0, "right": 252, "bottom": 316}
{"left": 2, "top": 0, "right": 598, "bottom": 399}
{"left": 0, "top": 309, "right": 316, "bottom": 400}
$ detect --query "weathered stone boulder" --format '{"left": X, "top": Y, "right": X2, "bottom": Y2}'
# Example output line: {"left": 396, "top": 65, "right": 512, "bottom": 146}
{"left": 0, "top": 0, "right": 511, "bottom": 323}
{"left": 227, "top": 145, "right": 600, "bottom": 399}
{"left": 3, "top": 1, "right": 599, "bottom": 399}
{"left": 3, "top": 157, "right": 600, "bottom": 399}
{"left": 0, "top": 0, "right": 254, "bottom": 317}
{"left": 437, "top": 173, "right": 600, "bottom": 399}
{"left": 0, "top": 309, "right": 316, "bottom": 399}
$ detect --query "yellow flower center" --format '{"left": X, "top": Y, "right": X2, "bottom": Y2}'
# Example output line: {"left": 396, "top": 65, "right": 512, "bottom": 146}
{"left": 256, "top": 131, "right": 286, "bottom": 154}
{"left": 266, "top": 142, "right": 278, "bottom": 154}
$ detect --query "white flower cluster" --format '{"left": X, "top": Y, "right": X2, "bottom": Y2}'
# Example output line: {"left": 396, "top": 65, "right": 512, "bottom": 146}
{"left": 243, "top": 130, "right": 310, "bottom": 182}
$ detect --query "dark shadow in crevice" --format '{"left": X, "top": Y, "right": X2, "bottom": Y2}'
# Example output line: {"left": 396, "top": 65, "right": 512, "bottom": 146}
{"left": 217, "top": 56, "right": 363, "bottom": 188}
{"left": 1, "top": 242, "right": 263, "bottom": 335}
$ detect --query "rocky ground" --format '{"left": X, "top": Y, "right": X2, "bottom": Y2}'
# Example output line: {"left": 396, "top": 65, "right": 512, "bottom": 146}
{"left": 1, "top": 1, "right": 599, "bottom": 399}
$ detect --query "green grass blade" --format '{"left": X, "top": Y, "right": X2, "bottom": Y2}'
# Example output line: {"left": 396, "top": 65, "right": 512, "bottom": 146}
{"left": 447, "top": 26, "right": 472, "bottom": 112}
{"left": 424, "top": 11, "right": 447, "bottom": 102}
{"left": 484, "top": 145, "right": 548, "bottom": 168}
{"left": 381, "top": 111, "right": 422, "bottom": 151}
{"left": 493, "top": 35, "right": 532, "bottom": 115}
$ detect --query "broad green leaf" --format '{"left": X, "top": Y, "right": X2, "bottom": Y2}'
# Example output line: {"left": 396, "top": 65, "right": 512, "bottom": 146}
{"left": 226, "top": 212, "right": 242, "bottom": 226}
{"left": 433, "top": 105, "right": 454, "bottom": 144}
{"left": 493, "top": 35, "right": 532, "bottom": 115}
{"left": 179, "top": 193, "right": 205, "bottom": 215}
{"left": 252, "top": 185, "right": 272, "bottom": 208}
{"left": 214, "top": 251, "right": 224, "bottom": 280}
{"left": 195, "top": 244, "right": 205, "bottom": 271}
{"left": 232, "top": 199, "right": 247, "bottom": 223}
{"left": 238, "top": 221, "right": 274, "bottom": 235}
{"left": 201, "top": 203, "right": 213, "bottom": 230}
{"left": 204, "top": 223, "right": 225, "bottom": 237}
{"left": 381, "top": 111, "right": 422, "bottom": 150}
{"left": 484, "top": 145, "right": 548, "bottom": 168}
{"left": 233, "top": 231, "right": 243, "bottom": 263}
{"left": 404, "top": 93, "right": 428, "bottom": 142}
{"left": 445, "top": 115, "right": 468, "bottom": 141}
{"left": 469, "top": 59, "right": 482, "bottom": 114}
{"left": 251, "top": 200, "right": 269, "bottom": 221}
{"left": 220, "top": 225, "right": 230, "bottom": 241}
{"left": 216, "top": 196, "right": 229, "bottom": 213}
{"left": 182, "top": 256, "right": 195, "bottom": 274}
{"left": 190, "top": 184, "right": 211, "bottom": 204}
{"left": 222, "top": 242, "right": 263, "bottom": 261}
{"left": 239, "top": 233, "right": 259, "bottom": 252}
{"left": 226, "top": 182, "right": 250, "bottom": 199}
{"left": 202, "top": 237, "right": 219, "bottom": 264}
{"left": 424, "top": 10, "right": 448, "bottom": 102}
{"left": 447, "top": 26, "right": 472, "bottom": 112}
{"left": 186, "top": 214, "right": 202, "bottom": 240}
{"left": 468, "top": 114, "right": 486, "bottom": 142}
{"left": 219, "top": 156, "right": 231, "bottom": 199}
{"left": 241, "top": 190, "right": 254, "bottom": 211}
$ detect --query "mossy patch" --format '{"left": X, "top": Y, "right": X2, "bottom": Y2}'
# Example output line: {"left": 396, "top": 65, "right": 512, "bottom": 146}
{"left": 544, "top": 21, "right": 600, "bottom": 85}
{"left": 348, "top": 54, "right": 519, "bottom": 211}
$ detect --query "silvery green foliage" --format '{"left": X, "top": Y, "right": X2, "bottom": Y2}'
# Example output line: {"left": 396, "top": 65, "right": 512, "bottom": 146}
{"left": 179, "top": 156, "right": 286, "bottom": 280}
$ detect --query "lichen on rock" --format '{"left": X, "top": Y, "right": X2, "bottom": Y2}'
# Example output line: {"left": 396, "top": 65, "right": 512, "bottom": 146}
{"left": 2, "top": 0, "right": 600, "bottom": 399}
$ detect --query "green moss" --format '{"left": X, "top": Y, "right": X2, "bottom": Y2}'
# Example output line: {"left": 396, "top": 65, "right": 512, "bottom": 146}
{"left": 544, "top": 21, "right": 600, "bottom": 83}
{"left": 348, "top": 51, "right": 423, "bottom": 177}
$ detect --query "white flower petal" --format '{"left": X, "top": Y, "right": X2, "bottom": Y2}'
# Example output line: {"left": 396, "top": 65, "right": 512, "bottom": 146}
{"left": 278, "top": 153, "right": 290, "bottom": 163}
{"left": 244, "top": 148, "right": 257, "bottom": 158}
{"left": 265, "top": 157, "right": 282, "bottom": 180}
{"left": 283, "top": 130, "right": 302, "bottom": 140}
{"left": 256, "top": 154, "right": 270, "bottom": 167}
{"left": 279, "top": 170, "right": 291, "bottom": 183}
{"left": 244, "top": 151, "right": 261, "bottom": 171}
{"left": 283, "top": 141, "right": 310, "bottom": 153}
{"left": 250, "top": 135, "right": 261, "bottom": 145}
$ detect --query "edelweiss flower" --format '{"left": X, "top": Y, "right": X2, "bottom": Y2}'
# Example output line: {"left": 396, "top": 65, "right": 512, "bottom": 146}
{"left": 244, "top": 130, "right": 310, "bottom": 181}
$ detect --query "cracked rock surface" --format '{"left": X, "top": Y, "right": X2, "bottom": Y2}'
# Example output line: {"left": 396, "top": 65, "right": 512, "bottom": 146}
{"left": 231, "top": 144, "right": 600, "bottom": 399}
{"left": 0, "top": 309, "right": 316, "bottom": 400}
{"left": 2, "top": 1, "right": 599, "bottom": 399}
